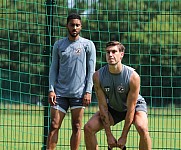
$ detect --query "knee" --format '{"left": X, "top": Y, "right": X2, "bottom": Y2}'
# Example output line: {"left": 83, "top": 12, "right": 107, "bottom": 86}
{"left": 134, "top": 111, "right": 150, "bottom": 137}
{"left": 84, "top": 122, "right": 93, "bottom": 135}
{"left": 50, "top": 120, "right": 60, "bottom": 131}
{"left": 72, "top": 121, "right": 82, "bottom": 133}
{"left": 135, "top": 123, "right": 149, "bottom": 136}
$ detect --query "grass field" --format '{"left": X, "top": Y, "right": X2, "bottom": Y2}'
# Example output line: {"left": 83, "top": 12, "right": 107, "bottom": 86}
{"left": 0, "top": 103, "right": 180, "bottom": 150}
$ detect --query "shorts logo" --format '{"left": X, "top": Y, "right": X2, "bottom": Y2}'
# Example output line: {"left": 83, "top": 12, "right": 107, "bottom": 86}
{"left": 117, "top": 84, "right": 125, "bottom": 93}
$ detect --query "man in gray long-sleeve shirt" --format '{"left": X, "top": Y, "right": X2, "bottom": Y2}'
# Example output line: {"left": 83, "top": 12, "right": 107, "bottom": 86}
{"left": 46, "top": 13, "right": 96, "bottom": 150}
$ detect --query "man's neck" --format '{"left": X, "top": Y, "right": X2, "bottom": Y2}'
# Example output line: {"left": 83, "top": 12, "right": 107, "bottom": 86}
{"left": 68, "top": 35, "right": 80, "bottom": 41}
{"left": 108, "top": 62, "right": 123, "bottom": 74}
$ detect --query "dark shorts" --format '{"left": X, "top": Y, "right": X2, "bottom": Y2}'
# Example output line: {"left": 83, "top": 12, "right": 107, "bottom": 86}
{"left": 108, "top": 99, "right": 147, "bottom": 125}
{"left": 51, "top": 96, "right": 85, "bottom": 113}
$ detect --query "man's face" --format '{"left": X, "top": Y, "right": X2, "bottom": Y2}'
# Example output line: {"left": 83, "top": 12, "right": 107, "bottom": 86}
{"left": 106, "top": 45, "right": 124, "bottom": 65}
{"left": 67, "top": 19, "right": 82, "bottom": 38}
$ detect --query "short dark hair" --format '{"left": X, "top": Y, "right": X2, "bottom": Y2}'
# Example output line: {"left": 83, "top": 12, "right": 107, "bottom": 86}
{"left": 106, "top": 41, "right": 125, "bottom": 52}
{"left": 67, "top": 13, "right": 81, "bottom": 24}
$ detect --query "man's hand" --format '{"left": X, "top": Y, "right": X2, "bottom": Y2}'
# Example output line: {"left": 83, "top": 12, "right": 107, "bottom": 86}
{"left": 48, "top": 91, "right": 57, "bottom": 106}
{"left": 117, "top": 136, "right": 127, "bottom": 149}
{"left": 83, "top": 92, "right": 91, "bottom": 106}
{"left": 107, "top": 134, "right": 117, "bottom": 149}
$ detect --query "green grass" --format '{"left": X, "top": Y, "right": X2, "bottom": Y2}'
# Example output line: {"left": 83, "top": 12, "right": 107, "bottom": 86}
{"left": 0, "top": 104, "right": 180, "bottom": 150}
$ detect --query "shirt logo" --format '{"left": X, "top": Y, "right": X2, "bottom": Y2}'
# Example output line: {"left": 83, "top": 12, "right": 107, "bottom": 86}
{"left": 75, "top": 48, "right": 81, "bottom": 54}
{"left": 117, "top": 84, "right": 125, "bottom": 93}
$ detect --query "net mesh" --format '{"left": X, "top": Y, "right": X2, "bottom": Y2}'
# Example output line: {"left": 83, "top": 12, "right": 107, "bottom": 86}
{"left": 0, "top": 0, "right": 181, "bottom": 149}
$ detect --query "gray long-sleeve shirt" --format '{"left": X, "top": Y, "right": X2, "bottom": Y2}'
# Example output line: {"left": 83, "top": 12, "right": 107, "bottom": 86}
{"left": 49, "top": 36, "right": 96, "bottom": 98}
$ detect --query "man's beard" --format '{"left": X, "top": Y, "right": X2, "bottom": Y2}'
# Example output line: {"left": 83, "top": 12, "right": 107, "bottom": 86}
{"left": 68, "top": 29, "right": 80, "bottom": 37}
{"left": 108, "top": 60, "right": 119, "bottom": 66}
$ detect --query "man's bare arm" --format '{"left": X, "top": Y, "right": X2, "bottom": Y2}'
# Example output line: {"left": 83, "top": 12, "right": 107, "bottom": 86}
{"left": 93, "top": 71, "right": 113, "bottom": 137}
{"left": 120, "top": 71, "right": 140, "bottom": 139}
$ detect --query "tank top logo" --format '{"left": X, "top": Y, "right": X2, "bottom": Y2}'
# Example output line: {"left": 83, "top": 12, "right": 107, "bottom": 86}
{"left": 104, "top": 86, "right": 110, "bottom": 92}
{"left": 117, "top": 85, "right": 125, "bottom": 93}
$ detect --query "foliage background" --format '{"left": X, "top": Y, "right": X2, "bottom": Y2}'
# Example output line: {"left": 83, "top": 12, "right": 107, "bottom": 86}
{"left": 0, "top": 0, "right": 181, "bottom": 149}
{"left": 1, "top": 0, "right": 180, "bottom": 106}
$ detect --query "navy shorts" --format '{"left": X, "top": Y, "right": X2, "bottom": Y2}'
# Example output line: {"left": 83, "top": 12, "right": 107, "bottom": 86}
{"left": 108, "top": 99, "right": 147, "bottom": 125}
{"left": 51, "top": 96, "right": 85, "bottom": 113}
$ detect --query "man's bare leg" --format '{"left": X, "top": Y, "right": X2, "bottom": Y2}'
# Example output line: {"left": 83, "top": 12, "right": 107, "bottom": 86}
{"left": 70, "top": 108, "right": 84, "bottom": 150}
{"left": 46, "top": 108, "right": 65, "bottom": 150}
{"left": 84, "top": 112, "right": 104, "bottom": 150}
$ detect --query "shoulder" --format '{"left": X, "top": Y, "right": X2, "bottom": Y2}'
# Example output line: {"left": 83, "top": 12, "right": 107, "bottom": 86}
{"left": 129, "top": 68, "right": 140, "bottom": 88}
{"left": 98, "top": 65, "right": 108, "bottom": 75}
{"left": 94, "top": 65, "right": 108, "bottom": 82}
{"left": 54, "top": 37, "right": 67, "bottom": 46}
{"left": 93, "top": 65, "right": 106, "bottom": 81}
{"left": 123, "top": 65, "right": 139, "bottom": 79}
{"left": 79, "top": 37, "right": 95, "bottom": 46}
{"left": 122, "top": 64, "right": 140, "bottom": 86}
{"left": 79, "top": 36, "right": 90, "bottom": 42}
{"left": 131, "top": 71, "right": 140, "bottom": 81}
{"left": 123, "top": 64, "right": 135, "bottom": 72}
{"left": 122, "top": 64, "right": 137, "bottom": 78}
{"left": 93, "top": 70, "right": 99, "bottom": 84}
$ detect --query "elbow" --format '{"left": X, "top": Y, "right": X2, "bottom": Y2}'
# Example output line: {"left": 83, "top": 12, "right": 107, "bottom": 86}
{"left": 99, "top": 106, "right": 108, "bottom": 117}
